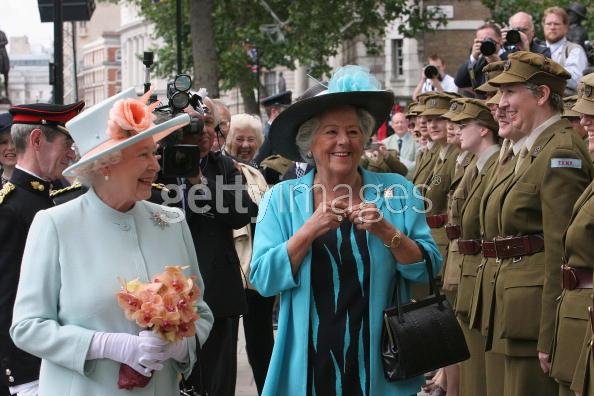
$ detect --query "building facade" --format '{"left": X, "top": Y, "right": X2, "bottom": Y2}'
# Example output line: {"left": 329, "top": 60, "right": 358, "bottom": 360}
{"left": 7, "top": 36, "right": 52, "bottom": 105}
{"left": 78, "top": 32, "right": 121, "bottom": 106}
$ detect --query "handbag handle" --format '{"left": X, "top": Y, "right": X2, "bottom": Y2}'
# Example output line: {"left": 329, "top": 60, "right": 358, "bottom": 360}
{"left": 392, "top": 242, "right": 443, "bottom": 322}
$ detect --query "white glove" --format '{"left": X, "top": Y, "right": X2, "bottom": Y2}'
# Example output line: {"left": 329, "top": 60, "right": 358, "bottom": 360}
{"left": 86, "top": 332, "right": 163, "bottom": 376}
{"left": 138, "top": 330, "right": 189, "bottom": 363}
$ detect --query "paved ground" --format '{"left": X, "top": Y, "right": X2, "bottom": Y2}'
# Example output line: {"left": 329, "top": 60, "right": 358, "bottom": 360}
{"left": 236, "top": 318, "right": 258, "bottom": 395}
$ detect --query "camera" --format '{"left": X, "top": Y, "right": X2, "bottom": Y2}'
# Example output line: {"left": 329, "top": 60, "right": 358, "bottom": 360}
{"left": 154, "top": 73, "right": 209, "bottom": 177}
{"left": 424, "top": 65, "right": 439, "bottom": 80}
{"left": 504, "top": 29, "right": 522, "bottom": 53}
{"left": 480, "top": 38, "right": 497, "bottom": 57}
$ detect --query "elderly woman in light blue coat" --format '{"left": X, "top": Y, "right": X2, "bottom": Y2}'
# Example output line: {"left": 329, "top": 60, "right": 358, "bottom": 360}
{"left": 10, "top": 88, "right": 213, "bottom": 396}
{"left": 250, "top": 66, "right": 442, "bottom": 396}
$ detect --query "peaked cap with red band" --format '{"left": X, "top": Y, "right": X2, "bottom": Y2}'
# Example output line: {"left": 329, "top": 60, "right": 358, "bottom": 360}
{"left": 9, "top": 101, "right": 85, "bottom": 134}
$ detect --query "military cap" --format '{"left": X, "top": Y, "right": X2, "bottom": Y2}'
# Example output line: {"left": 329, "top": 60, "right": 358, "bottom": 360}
{"left": 476, "top": 61, "right": 505, "bottom": 94}
{"left": 9, "top": 101, "right": 85, "bottom": 135}
{"left": 0, "top": 113, "right": 11, "bottom": 134}
{"left": 488, "top": 51, "right": 571, "bottom": 95}
{"left": 449, "top": 98, "right": 498, "bottom": 131}
{"left": 405, "top": 101, "right": 419, "bottom": 118}
{"left": 411, "top": 92, "right": 436, "bottom": 114}
{"left": 562, "top": 95, "right": 580, "bottom": 118}
{"left": 261, "top": 91, "right": 292, "bottom": 107}
{"left": 420, "top": 92, "right": 457, "bottom": 117}
{"left": 485, "top": 90, "right": 502, "bottom": 106}
{"left": 572, "top": 73, "right": 594, "bottom": 116}
{"left": 442, "top": 98, "right": 465, "bottom": 120}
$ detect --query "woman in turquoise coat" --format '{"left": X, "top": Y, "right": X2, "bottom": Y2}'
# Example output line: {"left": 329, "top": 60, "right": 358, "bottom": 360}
{"left": 10, "top": 88, "right": 213, "bottom": 396}
{"left": 250, "top": 66, "right": 442, "bottom": 395}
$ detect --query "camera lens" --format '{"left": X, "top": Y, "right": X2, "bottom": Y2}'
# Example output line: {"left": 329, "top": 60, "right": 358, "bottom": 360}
{"left": 424, "top": 65, "right": 439, "bottom": 79}
{"left": 506, "top": 30, "right": 521, "bottom": 45}
{"left": 480, "top": 39, "right": 497, "bottom": 56}
{"left": 171, "top": 91, "right": 190, "bottom": 110}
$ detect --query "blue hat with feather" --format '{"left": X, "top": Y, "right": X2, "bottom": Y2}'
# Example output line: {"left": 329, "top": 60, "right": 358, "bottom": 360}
{"left": 269, "top": 65, "right": 394, "bottom": 162}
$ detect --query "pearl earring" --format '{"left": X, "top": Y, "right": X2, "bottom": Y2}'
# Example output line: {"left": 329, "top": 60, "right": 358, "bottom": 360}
{"left": 306, "top": 151, "right": 312, "bottom": 159}
{"left": 104, "top": 174, "right": 109, "bottom": 181}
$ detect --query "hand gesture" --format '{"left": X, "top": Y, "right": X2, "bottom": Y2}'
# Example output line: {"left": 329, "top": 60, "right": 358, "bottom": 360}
{"left": 347, "top": 202, "right": 385, "bottom": 234}
{"left": 304, "top": 199, "right": 348, "bottom": 239}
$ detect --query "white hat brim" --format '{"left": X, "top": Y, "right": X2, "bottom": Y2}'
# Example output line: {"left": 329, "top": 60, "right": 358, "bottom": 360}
{"left": 63, "top": 113, "right": 190, "bottom": 177}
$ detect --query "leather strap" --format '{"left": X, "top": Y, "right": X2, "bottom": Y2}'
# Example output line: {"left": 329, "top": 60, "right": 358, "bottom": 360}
{"left": 561, "top": 265, "right": 593, "bottom": 290}
{"left": 426, "top": 214, "right": 448, "bottom": 229}
{"left": 482, "top": 241, "right": 497, "bottom": 258}
{"left": 445, "top": 224, "right": 461, "bottom": 240}
{"left": 458, "top": 239, "right": 482, "bottom": 255}
{"left": 492, "top": 234, "right": 544, "bottom": 259}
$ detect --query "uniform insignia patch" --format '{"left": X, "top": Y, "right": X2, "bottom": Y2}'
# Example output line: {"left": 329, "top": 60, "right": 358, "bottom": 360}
{"left": 551, "top": 158, "right": 582, "bottom": 169}
{"left": 0, "top": 182, "right": 15, "bottom": 204}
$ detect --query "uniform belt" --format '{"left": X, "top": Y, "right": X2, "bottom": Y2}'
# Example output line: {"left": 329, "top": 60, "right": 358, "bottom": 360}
{"left": 426, "top": 214, "right": 448, "bottom": 229}
{"left": 458, "top": 239, "right": 482, "bottom": 255}
{"left": 561, "top": 265, "right": 593, "bottom": 290}
{"left": 482, "top": 241, "right": 497, "bottom": 258}
{"left": 492, "top": 234, "right": 545, "bottom": 259}
{"left": 445, "top": 224, "right": 461, "bottom": 240}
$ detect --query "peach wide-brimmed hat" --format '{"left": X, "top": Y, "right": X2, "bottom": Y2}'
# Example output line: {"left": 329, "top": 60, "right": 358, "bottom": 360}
{"left": 63, "top": 87, "right": 190, "bottom": 177}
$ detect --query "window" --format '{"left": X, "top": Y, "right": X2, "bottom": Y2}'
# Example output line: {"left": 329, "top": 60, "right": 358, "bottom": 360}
{"left": 263, "top": 71, "right": 277, "bottom": 97}
{"left": 391, "top": 39, "right": 404, "bottom": 79}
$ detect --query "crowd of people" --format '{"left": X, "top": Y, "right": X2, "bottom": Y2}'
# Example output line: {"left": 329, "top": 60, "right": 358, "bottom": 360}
{"left": 2, "top": 5, "right": 594, "bottom": 396}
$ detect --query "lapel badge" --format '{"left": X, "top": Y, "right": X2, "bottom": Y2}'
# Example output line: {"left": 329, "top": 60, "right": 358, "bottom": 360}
{"left": 532, "top": 145, "right": 543, "bottom": 155}
{"left": 383, "top": 188, "right": 393, "bottom": 198}
{"left": 30, "top": 181, "right": 45, "bottom": 191}
{"left": 432, "top": 175, "right": 442, "bottom": 186}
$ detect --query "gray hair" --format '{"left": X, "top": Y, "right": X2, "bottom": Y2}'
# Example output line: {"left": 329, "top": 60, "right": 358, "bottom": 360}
{"left": 524, "top": 82, "right": 564, "bottom": 113}
{"left": 70, "top": 150, "right": 123, "bottom": 187}
{"left": 226, "top": 113, "right": 264, "bottom": 157}
{"left": 295, "top": 107, "right": 376, "bottom": 165}
{"left": 11, "top": 123, "right": 64, "bottom": 154}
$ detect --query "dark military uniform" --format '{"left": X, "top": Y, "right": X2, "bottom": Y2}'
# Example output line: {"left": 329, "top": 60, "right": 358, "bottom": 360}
{"left": 485, "top": 52, "right": 594, "bottom": 396}
{"left": 0, "top": 169, "right": 51, "bottom": 392}
{"left": 0, "top": 102, "right": 83, "bottom": 395}
{"left": 50, "top": 182, "right": 174, "bottom": 206}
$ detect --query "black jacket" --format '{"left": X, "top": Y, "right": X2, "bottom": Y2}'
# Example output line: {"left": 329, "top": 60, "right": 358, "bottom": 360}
{"left": 184, "top": 151, "right": 257, "bottom": 317}
{"left": 0, "top": 168, "right": 50, "bottom": 389}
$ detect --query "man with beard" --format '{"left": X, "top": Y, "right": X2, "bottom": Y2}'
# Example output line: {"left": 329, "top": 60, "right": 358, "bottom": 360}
{"left": 0, "top": 101, "right": 84, "bottom": 396}
{"left": 180, "top": 96, "right": 258, "bottom": 396}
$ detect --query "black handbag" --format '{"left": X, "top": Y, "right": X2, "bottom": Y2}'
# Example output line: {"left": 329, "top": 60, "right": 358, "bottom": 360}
{"left": 381, "top": 244, "right": 470, "bottom": 381}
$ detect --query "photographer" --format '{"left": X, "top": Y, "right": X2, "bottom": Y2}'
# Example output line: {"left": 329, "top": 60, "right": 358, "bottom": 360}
{"left": 413, "top": 54, "right": 458, "bottom": 100}
{"left": 176, "top": 96, "right": 258, "bottom": 395}
{"left": 502, "top": 12, "right": 551, "bottom": 56}
{"left": 455, "top": 23, "right": 507, "bottom": 92}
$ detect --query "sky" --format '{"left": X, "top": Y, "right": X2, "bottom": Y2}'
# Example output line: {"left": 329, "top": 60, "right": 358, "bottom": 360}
{"left": 0, "top": 0, "right": 54, "bottom": 51}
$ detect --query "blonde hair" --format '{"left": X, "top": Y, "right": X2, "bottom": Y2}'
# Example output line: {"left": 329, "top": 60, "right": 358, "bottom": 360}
{"left": 227, "top": 113, "right": 264, "bottom": 157}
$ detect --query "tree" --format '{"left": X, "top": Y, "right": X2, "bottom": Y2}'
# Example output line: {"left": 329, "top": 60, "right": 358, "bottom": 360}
{"left": 481, "top": 0, "right": 594, "bottom": 39}
{"left": 125, "top": 0, "right": 446, "bottom": 114}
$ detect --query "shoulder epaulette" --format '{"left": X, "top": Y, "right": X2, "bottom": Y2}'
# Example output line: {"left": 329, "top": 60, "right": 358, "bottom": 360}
{"left": 0, "top": 182, "right": 15, "bottom": 204}
{"left": 50, "top": 181, "right": 83, "bottom": 197}
{"left": 152, "top": 183, "right": 170, "bottom": 192}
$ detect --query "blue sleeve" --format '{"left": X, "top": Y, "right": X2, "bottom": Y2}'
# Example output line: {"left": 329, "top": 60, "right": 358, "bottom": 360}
{"left": 249, "top": 186, "right": 300, "bottom": 297}
{"left": 393, "top": 182, "right": 442, "bottom": 282}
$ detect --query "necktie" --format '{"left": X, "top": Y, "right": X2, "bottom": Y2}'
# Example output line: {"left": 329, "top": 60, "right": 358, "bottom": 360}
{"left": 397, "top": 138, "right": 403, "bottom": 153}
{"left": 499, "top": 144, "right": 514, "bottom": 166}
{"left": 514, "top": 146, "right": 530, "bottom": 175}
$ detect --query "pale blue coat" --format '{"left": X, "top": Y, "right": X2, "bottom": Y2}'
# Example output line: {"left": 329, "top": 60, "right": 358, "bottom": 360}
{"left": 10, "top": 189, "right": 213, "bottom": 396}
{"left": 250, "top": 169, "right": 442, "bottom": 396}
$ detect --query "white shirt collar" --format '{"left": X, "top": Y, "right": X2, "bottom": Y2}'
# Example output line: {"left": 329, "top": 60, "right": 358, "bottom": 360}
{"left": 15, "top": 164, "right": 48, "bottom": 181}
{"left": 524, "top": 114, "right": 561, "bottom": 151}
{"left": 476, "top": 144, "right": 500, "bottom": 172}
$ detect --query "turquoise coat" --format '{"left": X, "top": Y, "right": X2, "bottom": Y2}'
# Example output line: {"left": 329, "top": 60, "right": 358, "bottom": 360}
{"left": 250, "top": 169, "right": 442, "bottom": 395}
{"left": 10, "top": 189, "right": 214, "bottom": 396}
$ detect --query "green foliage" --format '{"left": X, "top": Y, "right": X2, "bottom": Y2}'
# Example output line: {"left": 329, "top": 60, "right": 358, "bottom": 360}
{"left": 123, "top": 0, "right": 447, "bottom": 95}
{"left": 482, "top": 0, "right": 594, "bottom": 39}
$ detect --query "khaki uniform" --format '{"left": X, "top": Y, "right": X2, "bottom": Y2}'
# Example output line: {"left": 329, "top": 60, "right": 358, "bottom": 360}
{"left": 490, "top": 120, "right": 592, "bottom": 395}
{"left": 469, "top": 147, "right": 517, "bottom": 396}
{"left": 456, "top": 149, "right": 499, "bottom": 396}
{"left": 549, "top": 184, "right": 594, "bottom": 395}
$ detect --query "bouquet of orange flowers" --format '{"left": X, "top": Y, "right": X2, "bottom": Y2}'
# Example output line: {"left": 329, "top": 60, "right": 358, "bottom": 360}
{"left": 116, "top": 266, "right": 201, "bottom": 390}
